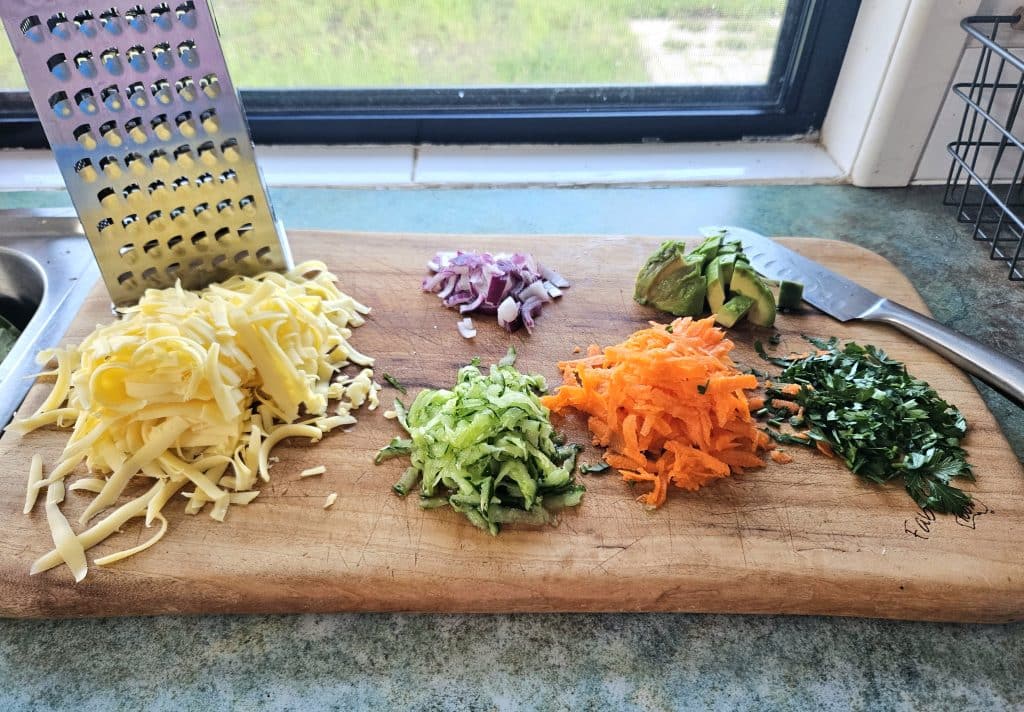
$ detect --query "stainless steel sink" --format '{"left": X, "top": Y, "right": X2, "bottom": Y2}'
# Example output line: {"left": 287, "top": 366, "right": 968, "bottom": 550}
{"left": 0, "top": 209, "right": 98, "bottom": 427}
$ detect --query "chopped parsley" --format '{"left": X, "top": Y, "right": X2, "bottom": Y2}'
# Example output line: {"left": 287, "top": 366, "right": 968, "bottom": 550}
{"left": 382, "top": 373, "right": 407, "bottom": 395}
{"left": 760, "top": 337, "right": 974, "bottom": 515}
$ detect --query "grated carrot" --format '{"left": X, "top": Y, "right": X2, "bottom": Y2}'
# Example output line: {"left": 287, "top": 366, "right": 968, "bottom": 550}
{"left": 770, "top": 450, "right": 794, "bottom": 464}
{"left": 541, "top": 316, "right": 769, "bottom": 509}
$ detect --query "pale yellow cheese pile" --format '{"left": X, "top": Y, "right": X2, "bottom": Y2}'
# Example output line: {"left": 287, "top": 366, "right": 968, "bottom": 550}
{"left": 13, "top": 261, "right": 378, "bottom": 581}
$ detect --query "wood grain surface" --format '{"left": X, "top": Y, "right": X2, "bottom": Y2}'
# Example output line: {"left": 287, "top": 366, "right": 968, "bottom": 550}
{"left": 0, "top": 231, "right": 1021, "bottom": 622}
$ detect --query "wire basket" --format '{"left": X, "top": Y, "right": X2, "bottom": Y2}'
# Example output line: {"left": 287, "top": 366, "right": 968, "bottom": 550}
{"left": 944, "top": 12, "right": 1024, "bottom": 281}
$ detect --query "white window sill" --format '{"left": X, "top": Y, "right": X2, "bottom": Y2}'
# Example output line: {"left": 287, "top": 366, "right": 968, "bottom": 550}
{"left": 0, "top": 141, "right": 844, "bottom": 190}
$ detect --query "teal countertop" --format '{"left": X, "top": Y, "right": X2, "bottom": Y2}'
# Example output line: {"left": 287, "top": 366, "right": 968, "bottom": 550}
{"left": 1, "top": 185, "right": 1022, "bottom": 710}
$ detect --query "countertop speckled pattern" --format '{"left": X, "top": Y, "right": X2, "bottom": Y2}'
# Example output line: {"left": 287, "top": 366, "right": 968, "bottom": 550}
{"left": 1, "top": 185, "right": 1022, "bottom": 711}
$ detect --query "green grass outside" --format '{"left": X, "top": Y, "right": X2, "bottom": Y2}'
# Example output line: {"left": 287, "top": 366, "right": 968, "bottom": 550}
{"left": 0, "top": 0, "right": 785, "bottom": 89}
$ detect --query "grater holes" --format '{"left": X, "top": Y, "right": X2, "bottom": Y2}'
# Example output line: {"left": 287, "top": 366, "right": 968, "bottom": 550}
{"left": 47, "top": 53, "right": 70, "bottom": 80}
{"left": 216, "top": 198, "right": 232, "bottom": 213}
{"left": 98, "top": 155, "right": 122, "bottom": 178}
{"left": 238, "top": 223, "right": 254, "bottom": 240}
{"left": 219, "top": 169, "right": 238, "bottom": 184}
{"left": 125, "top": 116, "right": 147, "bottom": 143}
{"left": 127, "top": 82, "right": 148, "bottom": 109}
{"left": 196, "top": 171, "right": 214, "bottom": 188}
{"left": 73, "top": 51, "right": 96, "bottom": 78}
{"left": 125, "top": 6, "right": 149, "bottom": 32}
{"left": 122, "top": 214, "right": 140, "bottom": 230}
{"left": 122, "top": 183, "right": 142, "bottom": 201}
{"left": 194, "top": 202, "right": 210, "bottom": 218}
{"left": 100, "top": 47, "right": 123, "bottom": 75}
{"left": 98, "top": 120, "right": 122, "bottom": 147}
{"left": 177, "top": 40, "right": 198, "bottom": 67}
{"left": 152, "top": 42, "right": 173, "bottom": 69}
{"left": 97, "top": 187, "right": 117, "bottom": 206}
{"left": 142, "top": 267, "right": 159, "bottom": 282}
{"left": 214, "top": 226, "right": 230, "bottom": 242}
{"left": 72, "top": 123, "right": 96, "bottom": 150}
{"left": 151, "top": 114, "right": 172, "bottom": 141}
{"left": 175, "top": 76, "right": 196, "bottom": 102}
{"left": 151, "top": 3, "right": 173, "bottom": 30}
{"left": 126, "top": 44, "right": 148, "bottom": 72}
{"left": 211, "top": 254, "right": 227, "bottom": 268}
{"left": 220, "top": 138, "right": 240, "bottom": 162}
{"left": 166, "top": 262, "right": 181, "bottom": 279}
{"left": 173, "top": 144, "right": 193, "bottom": 165}
{"left": 191, "top": 231, "right": 209, "bottom": 249}
{"left": 47, "top": 13, "right": 71, "bottom": 40}
{"left": 256, "top": 246, "right": 273, "bottom": 264}
{"left": 175, "top": 111, "right": 196, "bottom": 137}
{"left": 20, "top": 16, "right": 44, "bottom": 43}
{"left": 199, "top": 108, "right": 218, "bottom": 133}
{"left": 100, "top": 84, "right": 123, "bottom": 112}
{"left": 142, "top": 238, "right": 160, "bottom": 253}
{"left": 100, "top": 9, "right": 123, "bottom": 35}
{"left": 119, "top": 243, "right": 136, "bottom": 262}
{"left": 117, "top": 271, "right": 135, "bottom": 286}
{"left": 74, "top": 157, "right": 96, "bottom": 182}
{"left": 48, "top": 91, "right": 72, "bottom": 119}
{"left": 188, "top": 257, "right": 204, "bottom": 272}
{"left": 172, "top": 176, "right": 190, "bottom": 191}
{"left": 151, "top": 78, "right": 173, "bottom": 105}
{"left": 147, "top": 179, "right": 167, "bottom": 194}
{"left": 170, "top": 205, "right": 187, "bottom": 221}
{"left": 234, "top": 250, "right": 250, "bottom": 264}
{"left": 73, "top": 11, "right": 98, "bottom": 38}
{"left": 199, "top": 73, "right": 220, "bottom": 99}
{"left": 168, "top": 234, "right": 184, "bottom": 250}
{"left": 149, "top": 148, "right": 170, "bottom": 170}
{"left": 124, "top": 152, "right": 145, "bottom": 174}
{"left": 98, "top": 217, "right": 115, "bottom": 232}
{"left": 197, "top": 140, "right": 216, "bottom": 165}
{"left": 176, "top": 2, "right": 198, "bottom": 28}
{"left": 239, "top": 195, "right": 255, "bottom": 213}
{"left": 74, "top": 88, "right": 98, "bottom": 115}
{"left": 145, "top": 209, "right": 163, "bottom": 225}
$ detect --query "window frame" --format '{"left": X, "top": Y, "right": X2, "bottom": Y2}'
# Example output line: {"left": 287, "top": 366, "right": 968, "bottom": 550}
{"left": 0, "top": 0, "right": 859, "bottom": 148}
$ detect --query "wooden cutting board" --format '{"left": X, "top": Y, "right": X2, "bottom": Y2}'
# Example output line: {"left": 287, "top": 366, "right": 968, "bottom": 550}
{"left": 0, "top": 231, "right": 1021, "bottom": 622}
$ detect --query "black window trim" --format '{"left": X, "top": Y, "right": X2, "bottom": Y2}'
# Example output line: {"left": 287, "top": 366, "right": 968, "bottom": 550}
{"left": 0, "top": 0, "right": 859, "bottom": 147}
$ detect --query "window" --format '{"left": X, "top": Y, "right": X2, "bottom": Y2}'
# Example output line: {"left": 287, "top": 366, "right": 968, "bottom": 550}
{"left": 0, "top": 0, "right": 859, "bottom": 146}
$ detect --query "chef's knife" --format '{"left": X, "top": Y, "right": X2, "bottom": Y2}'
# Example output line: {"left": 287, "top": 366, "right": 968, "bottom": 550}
{"left": 701, "top": 226, "right": 1024, "bottom": 408}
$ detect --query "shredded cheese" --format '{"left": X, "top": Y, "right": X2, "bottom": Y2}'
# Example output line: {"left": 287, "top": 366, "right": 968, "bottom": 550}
{"left": 323, "top": 492, "right": 338, "bottom": 509}
{"left": 17, "top": 261, "right": 374, "bottom": 581}
{"left": 300, "top": 466, "right": 326, "bottom": 478}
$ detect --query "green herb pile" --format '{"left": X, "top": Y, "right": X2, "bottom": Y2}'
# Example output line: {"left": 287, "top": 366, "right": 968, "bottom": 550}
{"left": 758, "top": 337, "right": 974, "bottom": 515}
{"left": 375, "top": 347, "right": 585, "bottom": 534}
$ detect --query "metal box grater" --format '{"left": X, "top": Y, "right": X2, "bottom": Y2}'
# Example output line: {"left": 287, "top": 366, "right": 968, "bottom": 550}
{"left": 0, "top": 1, "right": 292, "bottom": 306}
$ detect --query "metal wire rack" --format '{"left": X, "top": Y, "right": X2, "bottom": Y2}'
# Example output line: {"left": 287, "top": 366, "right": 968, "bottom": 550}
{"left": 944, "top": 11, "right": 1024, "bottom": 281}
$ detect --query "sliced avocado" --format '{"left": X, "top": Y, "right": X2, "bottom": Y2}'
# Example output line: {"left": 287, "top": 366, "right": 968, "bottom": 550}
{"left": 714, "top": 294, "right": 755, "bottom": 328}
{"left": 706, "top": 253, "right": 738, "bottom": 313}
{"left": 718, "top": 240, "right": 741, "bottom": 255}
{"left": 634, "top": 241, "right": 687, "bottom": 304}
{"left": 730, "top": 263, "right": 777, "bottom": 327}
{"left": 634, "top": 244, "right": 707, "bottom": 315}
{"left": 646, "top": 268, "right": 707, "bottom": 316}
{"left": 689, "top": 235, "right": 723, "bottom": 268}
{"left": 777, "top": 280, "right": 804, "bottom": 310}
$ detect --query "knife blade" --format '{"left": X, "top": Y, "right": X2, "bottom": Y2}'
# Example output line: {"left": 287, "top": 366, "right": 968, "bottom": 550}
{"left": 699, "top": 225, "right": 1024, "bottom": 408}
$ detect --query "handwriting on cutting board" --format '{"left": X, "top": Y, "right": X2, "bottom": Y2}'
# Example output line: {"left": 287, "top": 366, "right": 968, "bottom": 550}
{"left": 903, "top": 500, "right": 993, "bottom": 540}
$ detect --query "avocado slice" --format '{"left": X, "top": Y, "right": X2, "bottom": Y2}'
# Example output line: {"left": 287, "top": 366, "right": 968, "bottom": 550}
{"left": 705, "top": 253, "right": 738, "bottom": 313}
{"left": 634, "top": 245, "right": 707, "bottom": 315}
{"left": 777, "top": 280, "right": 804, "bottom": 310}
{"left": 689, "top": 235, "right": 723, "bottom": 269}
{"left": 633, "top": 241, "right": 687, "bottom": 304}
{"left": 730, "top": 263, "right": 777, "bottom": 327}
{"left": 714, "top": 294, "right": 755, "bottom": 328}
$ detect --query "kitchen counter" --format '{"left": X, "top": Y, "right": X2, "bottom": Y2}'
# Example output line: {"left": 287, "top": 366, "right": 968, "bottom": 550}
{"left": 1, "top": 185, "right": 1021, "bottom": 710}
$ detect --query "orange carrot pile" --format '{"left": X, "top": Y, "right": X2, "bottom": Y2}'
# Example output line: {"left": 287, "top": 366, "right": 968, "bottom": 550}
{"left": 541, "top": 316, "right": 771, "bottom": 508}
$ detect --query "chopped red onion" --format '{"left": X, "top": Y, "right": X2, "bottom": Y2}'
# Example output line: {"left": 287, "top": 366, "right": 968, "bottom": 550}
{"left": 423, "top": 250, "right": 569, "bottom": 333}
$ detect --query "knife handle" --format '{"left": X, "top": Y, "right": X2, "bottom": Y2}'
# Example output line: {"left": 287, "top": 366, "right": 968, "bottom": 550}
{"left": 863, "top": 300, "right": 1024, "bottom": 409}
